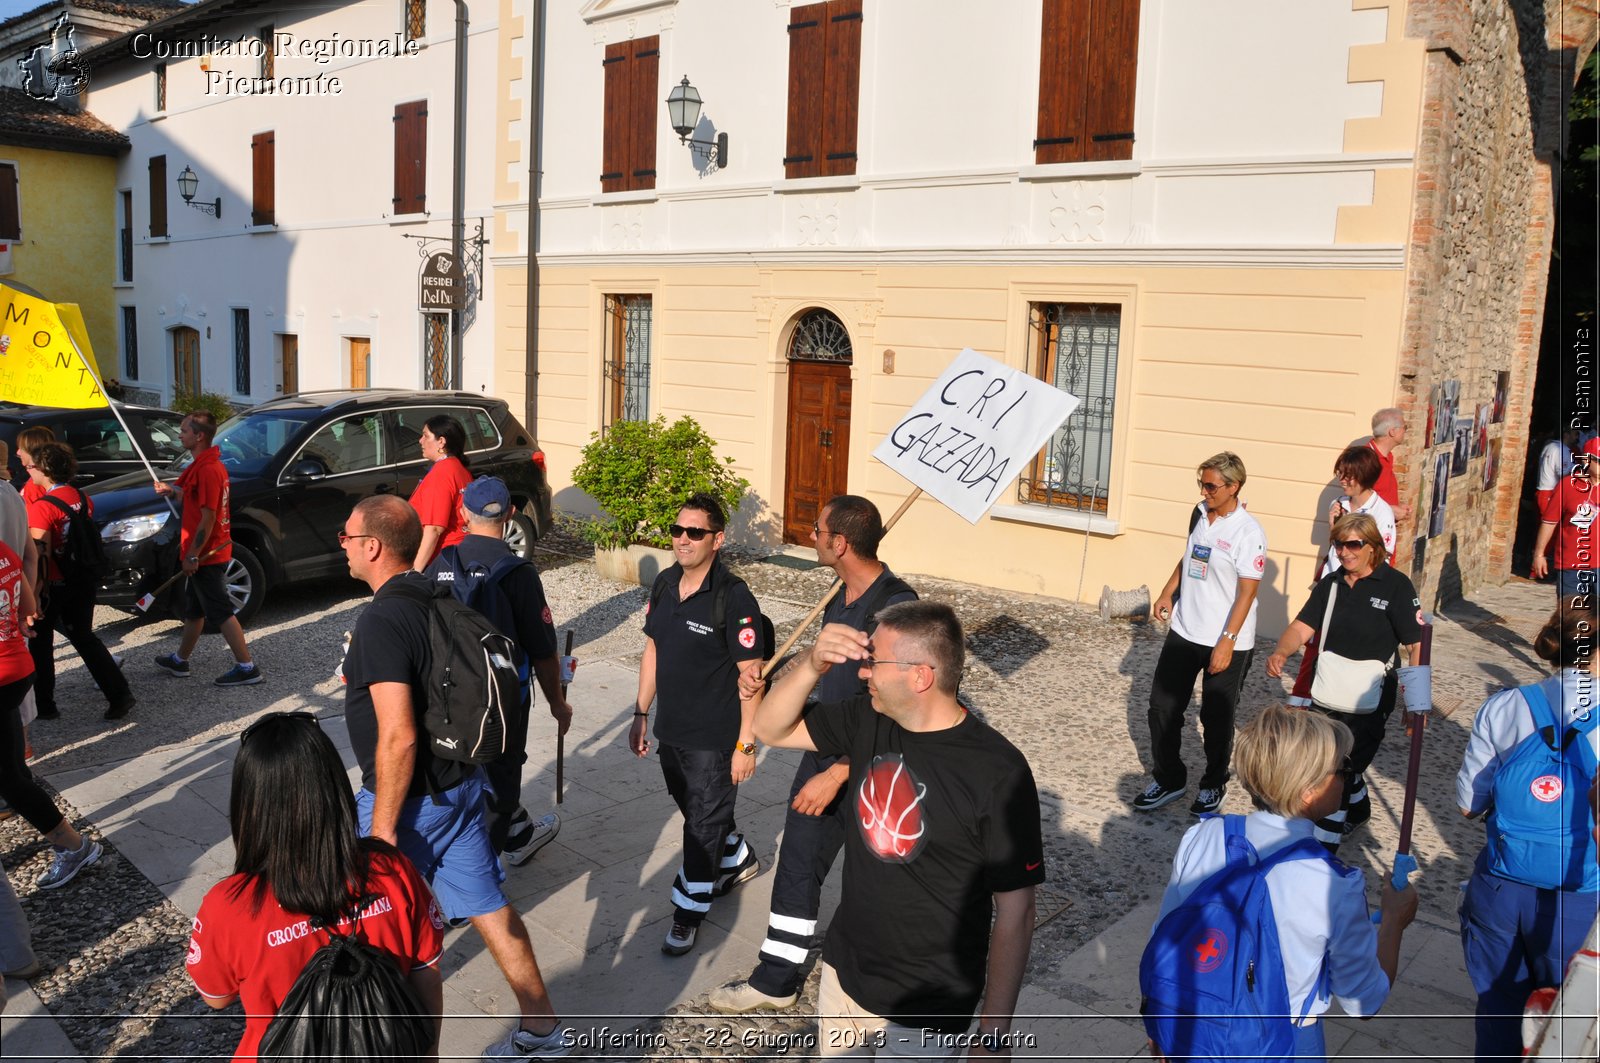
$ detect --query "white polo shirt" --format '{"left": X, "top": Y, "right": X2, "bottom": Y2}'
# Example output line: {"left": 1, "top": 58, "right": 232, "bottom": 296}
{"left": 1538, "top": 439, "right": 1574, "bottom": 492}
{"left": 1171, "top": 501, "right": 1267, "bottom": 647}
{"left": 1320, "top": 493, "right": 1397, "bottom": 578}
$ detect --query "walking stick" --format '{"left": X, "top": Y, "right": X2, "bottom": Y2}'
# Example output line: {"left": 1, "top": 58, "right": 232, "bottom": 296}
{"left": 133, "top": 541, "right": 231, "bottom": 612}
{"left": 760, "top": 488, "right": 923, "bottom": 679}
{"left": 1390, "top": 620, "right": 1434, "bottom": 891}
{"left": 557, "top": 629, "right": 573, "bottom": 805}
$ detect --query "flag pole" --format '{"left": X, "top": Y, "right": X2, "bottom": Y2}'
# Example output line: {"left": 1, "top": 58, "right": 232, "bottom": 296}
{"left": 57, "top": 315, "right": 180, "bottom": 520}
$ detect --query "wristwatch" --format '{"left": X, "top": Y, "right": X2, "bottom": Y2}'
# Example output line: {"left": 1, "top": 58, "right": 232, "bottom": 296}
{"left": 735, "top": 741, "right": 757, "bottom": 756}
{"left": 979, "top": 1031, "right": 1006, "bottom": 1053}
{"left": 1220, "top": 630, "right": 1237, "bottom": 642}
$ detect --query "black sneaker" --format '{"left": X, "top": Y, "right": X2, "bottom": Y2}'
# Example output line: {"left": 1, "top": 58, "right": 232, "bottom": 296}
{"left": 104, "top": 696, "right": 136, "bottom": 721}
{"left": 1189, "top": 786, "right": 1226, "bottom": 816}
{"left": 1132, "top": 780, "right": 1185, "bottom": 812}
{"left": 215, "top": 663, "right": 263, "bottom": 687}
{"left": 713, "top": 856, "right": 760, "bottom": 897}
{"left": 154, "top": 654, "right": 190, "bottom": 677}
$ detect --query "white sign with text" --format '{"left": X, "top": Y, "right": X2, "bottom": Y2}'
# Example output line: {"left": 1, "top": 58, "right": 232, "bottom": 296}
{"left": 872, "top": 348, "right": 1080, "bottom": 524}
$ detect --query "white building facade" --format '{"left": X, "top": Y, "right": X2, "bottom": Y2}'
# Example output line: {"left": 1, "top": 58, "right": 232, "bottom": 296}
{"left": 84, "top": 0, "right": 502, "bottom": 406}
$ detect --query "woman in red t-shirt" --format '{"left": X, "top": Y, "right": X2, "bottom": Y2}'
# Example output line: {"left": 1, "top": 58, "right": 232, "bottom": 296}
{"left": 407, "top": 414, "right": 472, "bottom": 571}
{"left": 0, "top": 537, "right": 106, "bottom": 890}
{"left": 187, "top": 712, "right": 444, "bottom": 1062}
{"left": 25, "top": 442, "right": 134, "bottom": 720}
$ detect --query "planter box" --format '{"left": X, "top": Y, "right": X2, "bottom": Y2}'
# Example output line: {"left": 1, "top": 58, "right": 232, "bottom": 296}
{"left": 595, "top": 544, "right": 675, "bottom": 587}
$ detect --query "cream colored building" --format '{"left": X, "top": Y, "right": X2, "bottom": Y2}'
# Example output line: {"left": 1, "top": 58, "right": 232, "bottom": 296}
{"left": 492, "top": 0, "right": 1586, "bottom": 634}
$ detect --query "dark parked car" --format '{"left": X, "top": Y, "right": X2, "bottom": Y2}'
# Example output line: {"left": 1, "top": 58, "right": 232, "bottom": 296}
{"left": 0, "top": 402, "right": 188, "bottom": 488}
{"left": 86, "top": 390, "right": 553, "bottom": 622}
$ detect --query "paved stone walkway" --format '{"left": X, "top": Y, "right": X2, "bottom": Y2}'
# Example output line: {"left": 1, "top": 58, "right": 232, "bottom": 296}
{"left": 0, "top": 529, "right": 1583, "bottom": 1060}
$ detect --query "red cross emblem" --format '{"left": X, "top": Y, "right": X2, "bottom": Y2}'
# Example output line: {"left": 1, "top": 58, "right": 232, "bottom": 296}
{"left": 1192, "top": 929, "right": 1228, "bottom": 972}
{"left": 1531, "top": 775, "right": 1564, "bottom": 803}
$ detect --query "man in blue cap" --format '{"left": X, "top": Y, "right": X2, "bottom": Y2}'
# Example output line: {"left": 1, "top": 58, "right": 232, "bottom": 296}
{"left": 428, "top": 475, "right": 573, "bottom": 866}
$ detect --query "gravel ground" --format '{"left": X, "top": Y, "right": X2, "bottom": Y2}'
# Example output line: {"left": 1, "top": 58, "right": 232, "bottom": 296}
{"left": 2, "top": 522, "right": 1527, "bottom": 1060}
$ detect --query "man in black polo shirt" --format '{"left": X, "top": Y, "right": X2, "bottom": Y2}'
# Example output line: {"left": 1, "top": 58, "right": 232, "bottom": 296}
{"left": 341, "top": 496, "right": 571, "bottom": 1061}
{"left": 631, "top": 492, "right": 765, "bottom": 956}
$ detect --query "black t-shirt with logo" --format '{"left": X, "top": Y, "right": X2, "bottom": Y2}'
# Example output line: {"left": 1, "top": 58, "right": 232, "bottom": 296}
{"left": 344, "top": 571, "right": 468, "bottom": 797}
{"left": 1296, "top": 564, "right": 1423, "bottom": 664}
{"left": 643, "top": 559, "right": 764, "bottom": 751}
{"left": 805, "top": 696, "right": 1045, "bottom": 1033}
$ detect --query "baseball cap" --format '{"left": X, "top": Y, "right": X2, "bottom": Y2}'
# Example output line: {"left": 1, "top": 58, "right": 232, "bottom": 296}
{"left": 1583, "top": 437, "right": 1600, "bottom": 460}
{"left": 462, "top": 476, "right": 511, "bottom": 517}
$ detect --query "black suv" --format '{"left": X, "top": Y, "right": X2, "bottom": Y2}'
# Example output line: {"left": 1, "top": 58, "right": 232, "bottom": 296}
{"left": 0, "top": 402, "right": 187, "bottom": 487}
{"left": 86, "top": 391, "right": 553, "bottom": 621}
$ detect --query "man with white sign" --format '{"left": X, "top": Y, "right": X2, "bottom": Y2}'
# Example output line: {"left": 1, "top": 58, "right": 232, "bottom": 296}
{"left": 1135, "top": 452, "right": 1267, "bottom": 817}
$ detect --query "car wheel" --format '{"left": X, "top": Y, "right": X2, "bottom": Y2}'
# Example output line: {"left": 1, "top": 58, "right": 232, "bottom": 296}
{"left": 222, "top": 544, "right": 267, "bottom": 623}
{"left": 503, "top": 512, "right": 536, "bottom": 559}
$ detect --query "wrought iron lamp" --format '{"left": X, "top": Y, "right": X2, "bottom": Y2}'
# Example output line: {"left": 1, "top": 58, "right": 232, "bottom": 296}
{"left": 666, "top": 76, "right": 728, "bottom": 168}
{"left": 176, "top": 166, "right": 221, "bottom": 218}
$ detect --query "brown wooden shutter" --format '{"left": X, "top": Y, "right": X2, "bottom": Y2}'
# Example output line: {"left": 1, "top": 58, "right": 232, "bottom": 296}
{"left": 820, "top": 0, "right": 862, "bottom": 177}
{"left": 601, "top": 42, "right": 629, "bottom": 192}
{"left": 784, "top": 2, "right": 826, "bottom": 179}
{"left": 1082, "top": 0, "right": 1139, "bottom": 161}
{"left": 251, "top": 131, "right": 275, "bottom": 226}
{"left": 1035, "top": 0, "right": 1089, "bottom": 164}
{"left": 629, "top": 36, "right": 659, "bottom": 190}
{"left": 393, "top": 101, "right": 427, "bottom": 215}
{"left": 148, "top": 154, "right": 167, "bottom": 238}
{"left": 0, "top": 164, "right": 19, "bottom": 241}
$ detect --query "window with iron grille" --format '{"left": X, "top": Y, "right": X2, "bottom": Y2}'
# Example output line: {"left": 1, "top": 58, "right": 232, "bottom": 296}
{"left": 259, "top": 26, "right": 275, "bottom": 79}
{"left": 233, "top": 308, "right": 250, "bottom": 395}
{"left": 1018, "top": 303, "right": 1120, "bottom": 513}
{"left": 405, "top": 0, "right": 425, "bottom": 43}
{"left": 118, "top": 190, "right": 132, "bottom": 280}
{"left": 122, "top": 306, "right": 138, "bottom": 379}
{"left": 602, "top": 295, "right": 651, "bottom": 428}
{"left": 423, "top": 313, "right": 449, "bottom": 389}
{"left": 155, "top": 63, "right": 166, "bottom": 112}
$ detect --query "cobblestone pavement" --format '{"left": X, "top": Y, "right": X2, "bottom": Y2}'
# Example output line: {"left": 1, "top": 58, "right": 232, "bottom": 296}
{"left": 0, "top": 522, "right": 1563, "bottom": 1059}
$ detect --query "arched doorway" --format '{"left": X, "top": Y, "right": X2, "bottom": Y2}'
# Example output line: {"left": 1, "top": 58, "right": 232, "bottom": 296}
{"left": 782, "top": 308, "right": 853, "bottom": 544}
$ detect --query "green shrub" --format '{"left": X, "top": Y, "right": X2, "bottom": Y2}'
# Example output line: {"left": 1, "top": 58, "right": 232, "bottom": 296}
{"left": 571, "top": 416, "right": 750, "bottom": 550}
{"left": 171, "top": 389, "right": 237, "bottom": 423}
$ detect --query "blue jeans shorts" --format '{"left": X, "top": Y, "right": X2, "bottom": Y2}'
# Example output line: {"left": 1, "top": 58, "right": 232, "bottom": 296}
{"left": 357, "top": 770, "right": 506, "bottom": 922}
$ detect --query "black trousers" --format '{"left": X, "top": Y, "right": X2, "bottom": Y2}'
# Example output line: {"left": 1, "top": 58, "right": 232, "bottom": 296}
{"left": 0, "top": 676, "right": 63, "bottom": 834}
{"left": 482, "top": 692, "right": 534, "bottom": 853}
{"left": 1147, "top": 630, "right": 1254, "bottom": 790}
{"left": 659, "top": 743, "right": 751, "bottom": 926}
{"left": 749, "top": 750, "right": 848, "bottom": 997}
{"left": 30, "top": 580, "right": 129, "bottom": 712}
{"left": 1309, "top": 691, "right": 1394, "bottom": 850}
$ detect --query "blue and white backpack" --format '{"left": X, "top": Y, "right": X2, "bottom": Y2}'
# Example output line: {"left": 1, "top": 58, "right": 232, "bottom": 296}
{"left": 1140, "top": 816, "right": 1335, "bottom": 1063}
{"left": 1485, "top": 683, "right": 1599, "bottom": 893}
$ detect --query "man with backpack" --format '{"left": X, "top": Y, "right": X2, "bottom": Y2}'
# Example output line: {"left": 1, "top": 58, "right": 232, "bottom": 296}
{"left": 631, "top": 492, "right": 765, "bottom": 957}
{"left": 711, "top": 495, "right": 916, "bottom": 1013}
{"left": 340, "top": 495, "right": 571, "bottom": 1060}
{"left": 152, "top": 411, "right": 261, "bottom": 687}
{"left": 427, "top": 475, "right": 573, "bottom": 866}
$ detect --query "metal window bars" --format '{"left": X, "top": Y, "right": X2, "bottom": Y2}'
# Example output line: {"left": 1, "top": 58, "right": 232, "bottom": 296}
{"left": 1018, "top": 303, "right": 1120, "bottom": 513}
{"left": 602, "top": 295, "right": 652, "bottom": 428}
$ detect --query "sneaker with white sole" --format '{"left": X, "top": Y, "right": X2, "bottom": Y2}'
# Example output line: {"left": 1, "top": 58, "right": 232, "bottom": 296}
{"left": 662, "top": 921, "right": 697, "bottom": 955}
{"left": 504, "top": 811, "right": 560, "bottom": 867}
{"left": 214, "top": 663, "right": 263, "bottom": 687}
{"left": 713, "top": 856, "right": 761, "bottom": 897}
{"left": 707, "top": 980, "right": 798, "bottom": 1013}
{"left": 154, "top": 653, "right": 190, "bottom": 677}
{"left": 1132, "top": 780, "right": 1185, "bottom": 812}
{"left": 37, "top": 837, "right": 102, "bottom": 890}
{"left": 1189, "top": 786, "right": 1226, "bottom": 816}
{"left": 482, "top": 1023, "right": 571, "bottom": 1059}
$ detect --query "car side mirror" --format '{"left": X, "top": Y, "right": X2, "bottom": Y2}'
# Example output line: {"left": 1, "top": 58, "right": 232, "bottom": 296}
{"left": 282, "top": 459, "right": 327, "bottom": 483}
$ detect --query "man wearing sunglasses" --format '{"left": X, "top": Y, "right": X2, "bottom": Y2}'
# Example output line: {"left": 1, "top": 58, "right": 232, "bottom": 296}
{"left": 632, "top": 493, "right": 765, "bottom": 957}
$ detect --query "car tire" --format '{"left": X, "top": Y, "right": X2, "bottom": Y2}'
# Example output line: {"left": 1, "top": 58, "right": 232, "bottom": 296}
{"left": 222, "top": 544, "right": 267, "bottom": 624}
{"left": 503, "top": 512, "right": 537, "bottom": 560}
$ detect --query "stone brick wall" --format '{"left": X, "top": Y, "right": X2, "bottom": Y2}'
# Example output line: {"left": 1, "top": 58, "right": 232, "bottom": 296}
{"left": 1394, "top": 0, "right": 1594, "bottom": 608}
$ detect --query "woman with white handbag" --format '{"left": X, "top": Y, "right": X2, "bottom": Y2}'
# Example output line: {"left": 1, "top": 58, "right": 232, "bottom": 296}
{"left": 1267, "top": 512, "right": 1423, "bottom": 851}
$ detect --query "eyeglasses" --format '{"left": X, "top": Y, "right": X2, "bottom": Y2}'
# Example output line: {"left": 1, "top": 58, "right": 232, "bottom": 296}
{"left": 669, "top": 524, "right": 714, "bottom": 541}
{"left": 864, "top": 658, "right": 931, "bottom": 671}
{"left": 813, "top": 522, "right": 835, "bottom": 537}
{"left": 1197, "top": 480, "right": 1229, "bottom": 494}
{"left": 1332, "top": 539, "right": 1367, "bottom": 553}
{"left": 241, "top": 710, "right": 319, "bottom": 746}
{"left": 20, "top": 463, "right": 35, "bottom": 471}
{"left": 337, "top": 530, "right": 376, "bottom": 545}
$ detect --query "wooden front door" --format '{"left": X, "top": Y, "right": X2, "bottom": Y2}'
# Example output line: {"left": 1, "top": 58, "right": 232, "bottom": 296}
{"left": 349, "top": 337, "right": 371, "bottom": 388}
{"left": 171, "top": 326, "right": 199, "bottom": 395}
{"left": 783, "top": 360, "right": 852, "bottom": 544}
{"left": 279, "top": 334, "right": 299, "bottom": 394}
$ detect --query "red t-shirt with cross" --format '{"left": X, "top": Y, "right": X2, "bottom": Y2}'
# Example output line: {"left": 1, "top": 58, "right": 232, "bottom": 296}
{"left": 1540, "top": 474, "right": 1600, "bottom": 572}
{"left": 178, "top": 446, "right": 232, "bottom": 565}
{"left": 0, "top": 540, "right": 33, "bottom": 685}
{"left": 27, "top": 484, "right": 91, "bottom": 583}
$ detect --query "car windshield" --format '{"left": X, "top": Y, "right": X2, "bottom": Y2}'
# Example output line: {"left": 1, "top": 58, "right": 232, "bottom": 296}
{"left": 166, "top": 408, "right": 322, "bottom": 476}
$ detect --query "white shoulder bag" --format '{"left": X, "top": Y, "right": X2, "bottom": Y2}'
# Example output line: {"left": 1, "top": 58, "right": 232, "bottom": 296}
{"left": 1310, "top": 581, "right": 1391, "bottom": 714}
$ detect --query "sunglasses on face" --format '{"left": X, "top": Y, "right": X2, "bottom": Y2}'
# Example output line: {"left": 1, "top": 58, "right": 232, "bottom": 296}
{"left": 1197, "top": 480, "right": 1229, "bottom": 494}
{"left": 1332, "top": 539, "right": 1367, "bottom": 552}
{"left": 669, "top": 524, "right": 714, "bottom": 541}
{"left": 241, "top": 710, "right": 319, "bottom": 746}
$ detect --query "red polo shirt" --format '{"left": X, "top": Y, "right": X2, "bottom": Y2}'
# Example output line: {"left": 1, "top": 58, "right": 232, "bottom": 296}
{"left": 178, "top": 446, "right": 233, "bottom": 565}
{"left": 1367, "top": 439, "right": 1399, "bottom": 509}
{"left": 1540, "top": 474, "right": 1600, "bottom": 572}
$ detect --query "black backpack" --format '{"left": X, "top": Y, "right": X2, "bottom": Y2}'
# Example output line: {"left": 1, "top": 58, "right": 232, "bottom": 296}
{"left": 41, "top": 494, "right": 111, "bottom": 584}
{"left": 256, "top": 897, "right": 433, "bottom": 1063}
{"left": 395, "top": 581, "right": 522, "bottom": 765}
{"left": 433, "top": 549, "right": 532, "bottom": 682}
{"left": 649, "top": 570, "right": 775, "bottom": 661}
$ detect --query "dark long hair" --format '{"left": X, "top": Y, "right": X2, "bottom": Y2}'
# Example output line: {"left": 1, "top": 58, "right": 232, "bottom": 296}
{"left": 227, "top": 713, "right": 385, "bottom": 926}
{"left": 424, "top": 414, "right": 470, "bottom": 472}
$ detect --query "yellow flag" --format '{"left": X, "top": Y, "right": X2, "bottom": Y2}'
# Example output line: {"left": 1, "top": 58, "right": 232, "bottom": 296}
{"left": 0, "top": 284, "right": 108, "bottom": 409}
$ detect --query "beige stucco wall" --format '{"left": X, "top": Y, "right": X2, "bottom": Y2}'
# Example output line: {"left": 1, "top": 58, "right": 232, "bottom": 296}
{"left": 504, "top": 260, "right": 1408, "bottom": 636}
{"left": 0, "top": 144, "right": 119, "bottom": 376}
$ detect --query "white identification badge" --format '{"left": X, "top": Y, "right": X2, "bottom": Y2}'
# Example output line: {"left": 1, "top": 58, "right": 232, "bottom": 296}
{"left": 1188, "top": 544, "right": 1212, "bottom": 581}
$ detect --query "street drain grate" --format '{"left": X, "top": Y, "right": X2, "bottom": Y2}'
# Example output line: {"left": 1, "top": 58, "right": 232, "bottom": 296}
{"left": 1033, "top": 886, "right": 1073, "bottom": 929}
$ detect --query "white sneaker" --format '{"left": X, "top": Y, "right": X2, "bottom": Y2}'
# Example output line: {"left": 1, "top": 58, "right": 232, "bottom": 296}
{"left": 482, "top": 1024, "right": 571, "bottom": 1059}
{"left": 504, "top": 811, "right": 560, "bottom": 867}
{"left": 662, "top": 921, "right": 697, "bottom": 955}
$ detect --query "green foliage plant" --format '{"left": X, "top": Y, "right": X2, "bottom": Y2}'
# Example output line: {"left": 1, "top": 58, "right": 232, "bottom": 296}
{"left": 171, "top": 389, "right": 237, "bottom": 423}
{"left": 571, "top": 415, "right": 750, "bottom": 551}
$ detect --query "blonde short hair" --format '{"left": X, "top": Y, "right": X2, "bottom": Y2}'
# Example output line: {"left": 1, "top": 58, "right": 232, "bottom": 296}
{"left": 1235, "top": 705, "right": 1353, "bottom": 819}
{"left": 1198, "top": 452, "right": 1247, "bottom": 489}
{"left": 1331, "top": 511, "right": 1388, "bottom": 567}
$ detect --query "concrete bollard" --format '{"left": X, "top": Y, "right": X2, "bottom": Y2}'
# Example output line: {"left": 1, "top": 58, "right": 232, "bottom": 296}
{"left": 1099, "top": 584, "right": 1151, "bottom": 622}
